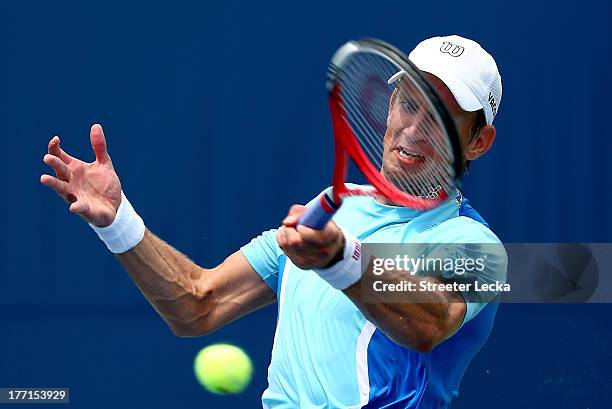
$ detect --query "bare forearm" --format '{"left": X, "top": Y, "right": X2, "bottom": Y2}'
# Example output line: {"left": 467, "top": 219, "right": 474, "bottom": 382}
{"left": 115, "top": 229, "right": 204, "bottom": 321}
{"left": 344, "top": 272, "right": 465, "bottom": 352}
{"left": 39, "top": 127, "right": 275, "bottom": 336}
{"left": 117, "top": 228, "right": 209, "bottom": 299}
{"left": 115, "top": 229, "right": 274, "bottom": 335}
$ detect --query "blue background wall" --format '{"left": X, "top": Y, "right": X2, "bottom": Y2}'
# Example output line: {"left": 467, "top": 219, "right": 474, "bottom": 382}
{"left": 1, "top": 0, "right": 611, "bottom": 407}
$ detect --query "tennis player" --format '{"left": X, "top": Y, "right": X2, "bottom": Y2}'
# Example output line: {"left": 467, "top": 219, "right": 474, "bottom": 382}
{"left": 41, "top": 35, "right": 506, "bottom": 408}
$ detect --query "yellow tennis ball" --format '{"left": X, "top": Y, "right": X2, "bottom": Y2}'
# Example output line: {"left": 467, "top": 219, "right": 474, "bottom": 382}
{"left": 193, "top": 344, "right": 253, "bottom": 395}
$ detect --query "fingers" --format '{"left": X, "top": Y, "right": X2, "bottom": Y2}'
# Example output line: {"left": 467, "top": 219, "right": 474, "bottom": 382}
{"left": 277, "top": 224, "right": 339, "bottom": 270}
{"left": 288, "top": 204, "right": 306, "bottom": 216}
{"left": 277, "top": 226, "right": 307, "bottom": 250}
{"left": 277, "top": 222, "right": 340, "bottom": 254}
{"left": 277, "top": 227, "right": 317, "bottom": 263}
{"left": 280, "top": 204, "right": 340, "bottom": 247}
{"left": 69, "top": 200, "right": 89, "bottom": 215}
{"left": 43, "top": 153, "right": 72, "bottom": 182}
{"left": 277, "top": 202, "right": 345, "bottom": 269}
{"left": 47, "top": 136, "right": 75, "bottom": 165}
{"left": 40, "top": 174, "right": 75, "bottom": 201}
{"left": 282, "top": 204, "right": 306, "bottom": 227}
{"left": 296, "top": 223, "right": 338, "bottom": 247}
{"left": 90, "top": 124, "right": 111, "bottom": 165}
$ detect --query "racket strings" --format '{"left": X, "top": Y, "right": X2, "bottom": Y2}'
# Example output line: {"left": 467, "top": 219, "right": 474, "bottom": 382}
{"left": 339, "top": 63, "right": 387, "bottom": 166}
{"left": 340, "top": 54, "right": 450, "bottom": 163}
{"left": 391, "top": 76, "right": 455, "bottom": 194}
{"left": 337, "top": 52, "right": 455, "bottom": 198}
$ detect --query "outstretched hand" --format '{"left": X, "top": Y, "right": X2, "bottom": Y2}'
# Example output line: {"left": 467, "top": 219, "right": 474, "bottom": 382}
{"left": 40, "top": 124, "right": 122, "bottom": 227}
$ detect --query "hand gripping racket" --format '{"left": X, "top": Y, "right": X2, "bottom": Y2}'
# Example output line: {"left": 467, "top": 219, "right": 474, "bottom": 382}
{"left": 299, "top": 39, "right": 464, "bottom": 229}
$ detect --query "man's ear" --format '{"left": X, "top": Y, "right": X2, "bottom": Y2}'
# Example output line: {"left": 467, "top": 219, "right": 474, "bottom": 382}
{"left": 464, "top": 125, "right": 496, "bottom": 161}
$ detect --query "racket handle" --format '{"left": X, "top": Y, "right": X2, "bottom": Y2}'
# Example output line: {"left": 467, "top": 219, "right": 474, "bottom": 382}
{"left": 299, "top": 190, "right": 341, "bottom": 230}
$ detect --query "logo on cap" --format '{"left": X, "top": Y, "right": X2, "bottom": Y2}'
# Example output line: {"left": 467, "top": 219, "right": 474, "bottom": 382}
{"left": 440, "top": 41, "right": 464, "bottom": 57}
{"left": 488, "top": 92, "right": 498, "bottom": 116}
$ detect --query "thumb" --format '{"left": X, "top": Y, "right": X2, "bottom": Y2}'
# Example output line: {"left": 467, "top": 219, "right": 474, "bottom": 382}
{"left": 69, "top": 200, "right": 89, "bottom": 216}
{"left": 283, "top": 204, "right": 307, "bottom": 226}
{"left": 90, "top": 124, "right": 111, "bottom": 165}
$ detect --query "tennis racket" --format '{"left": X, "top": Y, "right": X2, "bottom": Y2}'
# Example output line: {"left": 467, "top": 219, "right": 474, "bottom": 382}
{"left": 299, "top": 38, "right": 464, "bottom": 229}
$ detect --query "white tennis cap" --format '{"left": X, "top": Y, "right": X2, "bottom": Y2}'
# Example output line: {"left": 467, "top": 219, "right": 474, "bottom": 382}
{"left": 388, "top": 35, "right": 502, "bottom": 124}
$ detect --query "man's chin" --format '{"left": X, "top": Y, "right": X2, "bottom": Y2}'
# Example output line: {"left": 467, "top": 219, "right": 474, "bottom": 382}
{"left": 381, "top": 166, "right": 413, "bottom": 194}
{"left": 381, "top": 165, "right": 436, "bottom": 198}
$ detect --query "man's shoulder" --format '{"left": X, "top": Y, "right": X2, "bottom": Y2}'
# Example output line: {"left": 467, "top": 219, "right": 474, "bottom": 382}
{"left": 435, "top": 215, "right": 502, "bottom": 244}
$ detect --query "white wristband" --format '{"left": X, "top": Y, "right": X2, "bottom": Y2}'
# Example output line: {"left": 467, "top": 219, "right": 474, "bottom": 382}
{"left": 90, "top": 191, "right": 145, "bottom": 254}
{"left": 313, "top": 230, "right": 362, "bottom": 290}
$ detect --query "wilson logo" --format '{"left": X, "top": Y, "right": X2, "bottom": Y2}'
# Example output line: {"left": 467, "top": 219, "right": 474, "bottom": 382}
{"left": 352, "top": 242, "right": 361, "bottom": 261}
{"left": 440, "top": 41, "right": 464, "bottom": 57}
{"left": 488, "top": 91, "right": 498, "bottom": 116}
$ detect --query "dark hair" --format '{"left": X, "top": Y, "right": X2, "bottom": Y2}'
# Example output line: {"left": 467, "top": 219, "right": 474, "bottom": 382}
{"left": 464, "top": 109, "right": 486, "bottom": 172}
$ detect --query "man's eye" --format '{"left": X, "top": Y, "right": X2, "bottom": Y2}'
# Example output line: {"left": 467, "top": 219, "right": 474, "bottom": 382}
{"left": 400, "top": 100, "right": 419, "bottom": 113}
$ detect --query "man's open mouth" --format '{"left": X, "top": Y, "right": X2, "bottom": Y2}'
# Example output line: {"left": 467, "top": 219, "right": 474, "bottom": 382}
{"left": 394, "top": 146, "right": 425, "bottom": 163}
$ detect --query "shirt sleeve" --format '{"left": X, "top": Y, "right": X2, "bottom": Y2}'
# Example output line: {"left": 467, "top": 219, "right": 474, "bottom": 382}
{"left": 240, "top": 189, "right": 327, "bottom": 293}
{"left": 432, "top": 216, "right": 508, "bottom": 325}
{"left": 240, "top": 229, "right": 284, "bottom": 292}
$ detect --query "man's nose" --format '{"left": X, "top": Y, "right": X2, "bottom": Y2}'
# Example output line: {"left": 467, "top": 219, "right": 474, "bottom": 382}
{"left": 399, "top": 124, "right": 419, "bottom": 138}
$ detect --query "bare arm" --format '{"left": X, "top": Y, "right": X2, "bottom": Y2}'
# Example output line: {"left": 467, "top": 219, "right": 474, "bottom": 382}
{"left": 343, "top": 273, "right": 465, "bottom": 353}
{"left": 116, "top": 230, "right": 275, "bottom": 336}
{"left": 277, "top": 204, "right": 465, "bottom": 353}
{"left": 41, "top": 124, "right": 275, "bottom": 336}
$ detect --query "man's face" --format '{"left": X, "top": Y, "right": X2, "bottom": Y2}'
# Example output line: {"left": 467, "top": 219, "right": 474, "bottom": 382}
{"left": 380, "top": 73, "right": 478, "bottom": 196}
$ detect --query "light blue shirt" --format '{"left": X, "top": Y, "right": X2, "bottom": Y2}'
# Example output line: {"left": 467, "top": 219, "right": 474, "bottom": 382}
{"left": 242, "top": 187, "right": 507, "bottom": 408}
